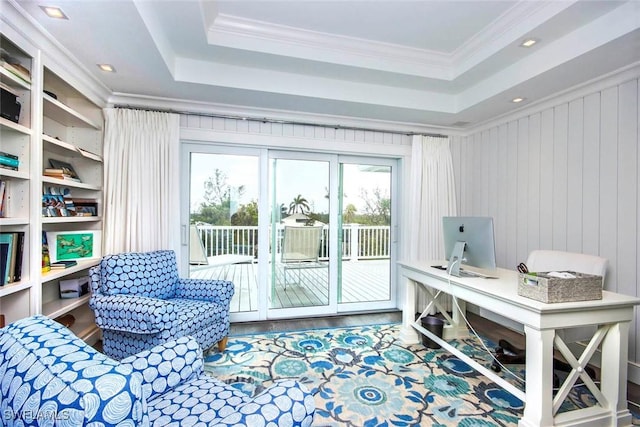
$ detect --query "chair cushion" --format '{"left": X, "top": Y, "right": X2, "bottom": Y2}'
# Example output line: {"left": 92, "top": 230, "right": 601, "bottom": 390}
{"left": 100, "top": 250, "right": 179, "bottom": 299}
{"left": 172, "top": 298, "right": 227, "bottom": 326}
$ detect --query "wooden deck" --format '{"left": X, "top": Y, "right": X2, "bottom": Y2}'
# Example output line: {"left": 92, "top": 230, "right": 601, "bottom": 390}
{"left": 189, "top": 259, "right": 390, "bottom": 311}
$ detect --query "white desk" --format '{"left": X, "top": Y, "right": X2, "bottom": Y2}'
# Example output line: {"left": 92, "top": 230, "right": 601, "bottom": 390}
{"left": 398, "top": 260, "right": 640, "bottom": 427}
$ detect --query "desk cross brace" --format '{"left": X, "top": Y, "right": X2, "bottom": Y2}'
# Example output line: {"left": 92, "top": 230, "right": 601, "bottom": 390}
{"left": 552, "top": 324, "right": 610, "bottom": 415}
{"left": 417, "top": 288, "right": 454, "bottom": 327}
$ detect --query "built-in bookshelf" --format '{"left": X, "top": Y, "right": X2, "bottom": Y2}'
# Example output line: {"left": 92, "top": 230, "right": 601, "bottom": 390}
{"left": 0, "top": 33, "right": 34, "bottom": 324}
{"left": 39, "top": 66, "right": 103, "bottom": 344}
{"left": 0, "top": 27, "right": 104, "bottom": 345}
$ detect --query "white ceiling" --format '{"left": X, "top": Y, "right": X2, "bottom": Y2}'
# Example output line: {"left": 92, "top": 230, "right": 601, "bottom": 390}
{"left": 13, "top": 0, "right": 640, "bottom": 130}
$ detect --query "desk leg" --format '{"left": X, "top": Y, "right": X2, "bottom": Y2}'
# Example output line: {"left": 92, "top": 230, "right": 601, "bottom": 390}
{"left": 519, "top": 326, "right": 555, "bottom": 427}
{"left": 600, "top": 321, "right": 632, "bottom": 425}
{"left": 399, "top": 277, "right": 420, "bottom": 344}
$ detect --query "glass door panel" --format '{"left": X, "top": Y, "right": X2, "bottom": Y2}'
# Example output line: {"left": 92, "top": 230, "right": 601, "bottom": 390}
{"left": 269, "top": 158, "right": 330, "bottom": 310}
{"left": 339, "top": 163, "right": 391, "bottom": 304}
{"left": 188, "top": 153, "right": 259, "bottom": 313}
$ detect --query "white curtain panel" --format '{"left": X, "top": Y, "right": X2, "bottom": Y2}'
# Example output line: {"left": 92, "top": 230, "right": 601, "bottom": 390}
{"left": 102, "top": 108, "right": 180, "bottom": 254}
{"left": 409, "top": 135, "right": 457, "bottom": 312}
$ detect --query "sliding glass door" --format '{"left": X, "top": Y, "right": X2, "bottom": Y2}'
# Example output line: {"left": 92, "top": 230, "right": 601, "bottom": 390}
{"left": 187, "top": 149, "right": 260, "bottom": 315}
{"left": 183, "top": 144, "right": 397, "bottom": 321}
{"left": 338, "top": 162, "right": 392, "bottom": 307}
{"left": 269, "top": 156, "right": 331, "bottom": 313}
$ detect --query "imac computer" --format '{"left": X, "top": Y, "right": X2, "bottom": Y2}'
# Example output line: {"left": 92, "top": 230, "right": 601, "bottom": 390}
{"left": 442, "top": 216, "right": 497, "bottom": 277}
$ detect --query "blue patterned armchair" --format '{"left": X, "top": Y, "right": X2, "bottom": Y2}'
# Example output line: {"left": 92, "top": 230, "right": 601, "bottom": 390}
{"left": 89, "top": 250, "right": 234, "bottom": 360}
{"left": 0, "top": 315, "right": 315, "bottom": 426}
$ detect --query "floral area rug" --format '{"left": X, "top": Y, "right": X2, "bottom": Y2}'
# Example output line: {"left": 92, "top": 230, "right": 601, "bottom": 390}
{"left": 203, "top": 323, "right": 639, "bottom": 426}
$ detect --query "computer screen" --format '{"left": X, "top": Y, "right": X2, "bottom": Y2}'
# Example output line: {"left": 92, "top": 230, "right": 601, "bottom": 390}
{"left": 442, "top": 216, "right": 497, "bottom": 277}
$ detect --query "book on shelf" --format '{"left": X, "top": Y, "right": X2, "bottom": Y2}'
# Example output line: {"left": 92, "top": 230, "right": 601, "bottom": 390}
{"left": 42, "top": 186, "right": 77, "bottom": 217}
{"left": 74, "top": 198, "right": 98, "bottom": 216}
{"left": 0, "top": 151, "right": 19, "bottom": 171}
{"left": 0, "top": 243, "right": 8, "bottom": 286}
{"left": 50, "top": 259, "right": 77, "bottom": 269}
{"left": 12, "top": 232, "right": 24, "bottom": 282}
{"left": 1, "top": 60, "right": 31, "bottom": 84}
{"left": 0, "top": 180, "right": 6, "bottom": 217}
{"left": 48, "top": 159, "right": 80, "bottom": 180}
{"left": 42, "top": 231, "right": 51, "bottom": 273}
{"left": 43, "top": 169, "right": 81, "bottom": 182}
{"left": 0, "top": 231, "right": 24, "bottom": 285}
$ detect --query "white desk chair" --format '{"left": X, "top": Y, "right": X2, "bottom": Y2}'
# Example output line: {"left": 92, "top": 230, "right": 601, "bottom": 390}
{"left": 526, "top": 250, "right": 607, "bottom": 279}
{"left": 495, "top": 250, "right": 607, "bottom": 382}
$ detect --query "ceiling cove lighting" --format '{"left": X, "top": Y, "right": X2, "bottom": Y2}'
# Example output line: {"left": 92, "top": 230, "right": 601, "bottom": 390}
{"left": 520, "top": 39, "right": 538, "bottom": 48}
{"left": 40, "top": 6, "right": 68, "bottom": 19}
{"left": 97, "top": 64, "right": 116, "bottom": 72}
{"left": 512, "top": 97, "right": 526, "bottom": 103}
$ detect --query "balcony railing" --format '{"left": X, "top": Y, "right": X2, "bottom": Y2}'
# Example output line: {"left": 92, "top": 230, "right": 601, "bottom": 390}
{"left": 194, "top": 224, "right": 390, "bottom": 261}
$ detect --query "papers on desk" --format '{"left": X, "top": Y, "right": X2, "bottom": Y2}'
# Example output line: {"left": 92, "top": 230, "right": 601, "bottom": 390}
{"left": 547, "top": 271, "right": 576, "bottom": 279}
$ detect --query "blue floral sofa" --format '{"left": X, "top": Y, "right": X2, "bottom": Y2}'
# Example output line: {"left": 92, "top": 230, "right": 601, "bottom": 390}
{"left": 90, "top": 250, "right": 234, "bottom": 360}
{"left": 0, "top": 315, "right": 315, "bottom": 426}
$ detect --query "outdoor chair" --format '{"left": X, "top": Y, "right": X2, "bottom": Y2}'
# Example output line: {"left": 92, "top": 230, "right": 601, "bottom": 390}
{"left": 89, "top": 249, "right": 234, "bottom": 360}
{"left": 281, "top": 225, "right": 326, "bottom": 288}
{"left": 0, "top": 315, "right": 315, "bottom": 426}
{"left": 190, "top": 225, "right": 254, "bottom": 270}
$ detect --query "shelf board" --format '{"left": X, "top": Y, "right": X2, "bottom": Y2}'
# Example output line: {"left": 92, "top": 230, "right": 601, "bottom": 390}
{"left": 43, "top": 293, "right": 91, "bottom": 319}
{"left": 42, "top": 134, "right": 103, "bottom": 162}
{"left": 0, "top": 279, "right": 32, "bottom": 298}
{"left": 43, "top": 94, "right": 101, "bottom": 130}
{"left": 41, "top": 258, "right": 100, "bottom": 282}
{"left": 0, "top": 117, "right": 32, "bottom": 135}
{"left": 42, "top": 216, "right": 101, "bottom": 224}
{"left": 0, "top": 217, "right": 29, "bottom": 225}
{"left": 77, "top": 323, "right": 100, "bottom": 345}
{"left": 0, "top": 168, "right": 29, "bottom": 180}
{"left": 0, "top": 66, "right": 31, "bottom": 90}
{"left": 42, "top": 176, "right": 101, "bottom": 190}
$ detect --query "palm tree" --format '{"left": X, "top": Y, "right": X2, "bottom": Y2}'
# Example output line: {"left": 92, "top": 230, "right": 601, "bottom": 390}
{"left": 288, "top": 194, "right": 310, "bottom": 214}
{"left": 343, "top": 203, "right": 357, "bottom": 223}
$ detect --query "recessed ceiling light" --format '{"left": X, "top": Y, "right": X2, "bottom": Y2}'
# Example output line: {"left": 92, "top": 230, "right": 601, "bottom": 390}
{"left": 40, "top": 6, "right": 68, "bottom": 19}
{"left": 97, "top": 64, "right": 116, "bottom": 73}
{"left": 520, "top": 39, "right": 538, "bottom": 48}
{"left": 512, "top": 97, "right": 526, "bottom": 103}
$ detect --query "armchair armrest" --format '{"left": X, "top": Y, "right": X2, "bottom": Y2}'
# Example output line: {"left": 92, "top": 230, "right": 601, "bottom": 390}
{"left": 175, "top": 279, "right": 234, "bottom": 307}
{"left": 90, "top": 294, "right": 178, "bottom": 333}
{"left": 120, "top": 336, "right": 204, "bottom": 403}
{"left": 214, "top": 379, "right": 315, "bottom": 427}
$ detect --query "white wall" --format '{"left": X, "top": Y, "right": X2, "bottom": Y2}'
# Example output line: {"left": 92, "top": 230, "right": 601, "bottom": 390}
{"left": 451, "top": 70, "right": 640, "bottom": 381}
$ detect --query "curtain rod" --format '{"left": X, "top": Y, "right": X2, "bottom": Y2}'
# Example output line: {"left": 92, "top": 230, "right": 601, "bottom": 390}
{"left": 113, "top": 104, "right": 448, "bottom": 138}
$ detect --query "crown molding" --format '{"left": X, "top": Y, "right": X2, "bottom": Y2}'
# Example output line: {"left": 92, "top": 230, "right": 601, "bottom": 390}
{"left": 207, "top": 13, "right": 452, "bottom": 80}
{"left": 207, "top": 2, "right": 577, "bottom": 82}
{"left": 451, "top": 0, "right": 575, "bottom": 77}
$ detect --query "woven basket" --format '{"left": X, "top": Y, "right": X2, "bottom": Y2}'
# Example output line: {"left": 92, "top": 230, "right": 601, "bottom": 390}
{"left": 517, "top": 271, "right": 602, "bottom": 303}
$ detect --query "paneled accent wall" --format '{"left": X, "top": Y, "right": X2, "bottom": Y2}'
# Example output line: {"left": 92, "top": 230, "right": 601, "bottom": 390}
{"left": 451, "top": 77, "right": 640, "bottom": 374}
